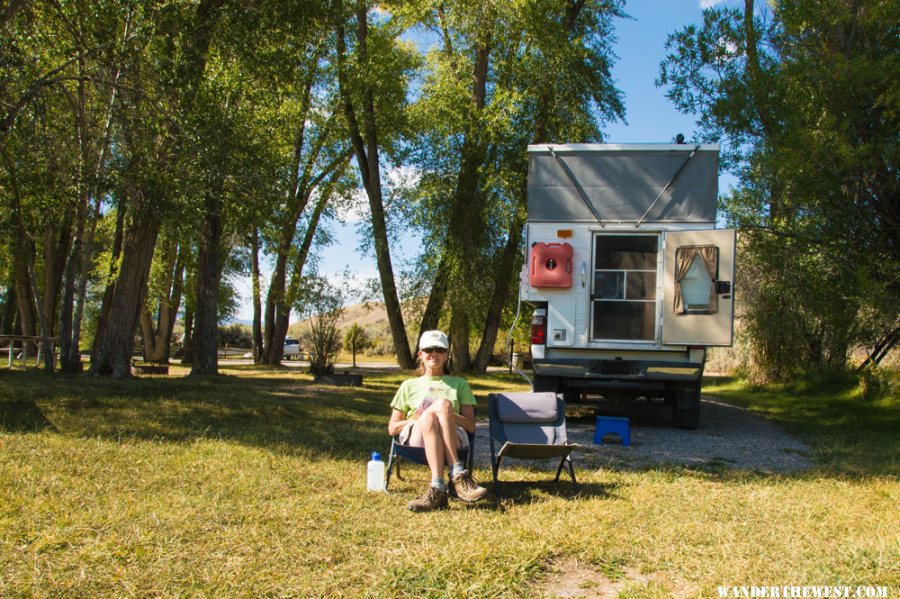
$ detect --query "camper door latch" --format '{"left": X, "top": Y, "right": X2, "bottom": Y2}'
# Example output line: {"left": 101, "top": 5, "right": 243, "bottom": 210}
{"left": 581, "top": 262, "right": 587, "bottom": 288}
{"left": 716, "top": 280, "right": 732, "bottom": 295}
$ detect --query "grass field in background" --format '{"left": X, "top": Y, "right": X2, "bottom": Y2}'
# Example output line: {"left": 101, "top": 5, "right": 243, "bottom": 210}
{"left": 1, "top": 366, "right": 897, "bottom": 597}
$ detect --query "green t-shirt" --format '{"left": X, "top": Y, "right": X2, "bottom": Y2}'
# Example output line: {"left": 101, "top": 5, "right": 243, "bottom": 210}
{"left": 390, "top": 376, "right": 477, "bottom": 419}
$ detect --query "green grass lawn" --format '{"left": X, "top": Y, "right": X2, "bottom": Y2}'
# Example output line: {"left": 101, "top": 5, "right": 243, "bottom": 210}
{"left": 1, "top": 366, "right": 897, "bottom": 597}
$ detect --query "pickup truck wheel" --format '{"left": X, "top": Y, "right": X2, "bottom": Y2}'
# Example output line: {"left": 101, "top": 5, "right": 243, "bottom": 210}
{"left": 671, "top": 384, "right": 701, "bottom": 430}
{"left": 533, "top": 375, "right": 559, "bottom": 394}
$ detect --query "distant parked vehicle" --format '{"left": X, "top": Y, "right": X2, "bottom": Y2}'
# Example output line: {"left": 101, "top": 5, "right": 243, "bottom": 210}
{"left": 283, "top": 338, "right": 301, "bottom": 360}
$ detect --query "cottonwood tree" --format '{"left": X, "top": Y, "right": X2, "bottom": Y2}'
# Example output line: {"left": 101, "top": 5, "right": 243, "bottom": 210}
{"left": 0, "top": 0, "right": 141, "bottom": 372}
{"left": 86, "top": 0, "right": 230, "bottom": 377}
{"left": 334, "top": 0, "right": 421, "bottom": 370}
{"left": 659, "top": 0, "right": 899, "bottom": 380}
{"left": 400, "top": 0, "right": 625, "bottom": 372}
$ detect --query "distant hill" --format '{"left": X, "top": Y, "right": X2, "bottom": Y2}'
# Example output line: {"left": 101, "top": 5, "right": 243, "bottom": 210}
{"left": 287, "top": 299, "right": 420, "bottom": 337}
{"left": 286, "top": 299, "right": 423, "bottom": 356}
{"left": 335, "top": 301, "right": 391, "bottom": 329}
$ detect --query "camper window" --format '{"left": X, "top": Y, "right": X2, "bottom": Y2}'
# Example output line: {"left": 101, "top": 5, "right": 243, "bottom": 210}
{"left": 674, "top": 245, "right": 718, "bottom": 314}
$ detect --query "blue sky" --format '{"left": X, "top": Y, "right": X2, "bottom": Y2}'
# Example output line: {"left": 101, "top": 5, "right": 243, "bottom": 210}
{"left": 235, "top": 0, "right": 735, "bottom": 320}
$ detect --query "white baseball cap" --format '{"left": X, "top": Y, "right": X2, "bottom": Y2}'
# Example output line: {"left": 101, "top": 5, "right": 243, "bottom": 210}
{"left": 418, "top": 330, "right": 449, "bottom": 350}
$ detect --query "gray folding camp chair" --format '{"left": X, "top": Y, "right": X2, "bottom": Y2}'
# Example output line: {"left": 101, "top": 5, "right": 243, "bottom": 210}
{"left": 488, "top": 392, "right": 577, "bottom": 491}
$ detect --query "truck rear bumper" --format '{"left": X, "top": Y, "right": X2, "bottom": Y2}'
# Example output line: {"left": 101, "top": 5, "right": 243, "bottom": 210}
{"left": 532, "top": 358, "right": 703, "bottom": 387}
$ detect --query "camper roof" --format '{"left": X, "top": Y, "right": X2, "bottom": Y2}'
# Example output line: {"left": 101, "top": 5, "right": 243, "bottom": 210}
{"left": 527, "top": 143, "right": 720, "bottom": 224}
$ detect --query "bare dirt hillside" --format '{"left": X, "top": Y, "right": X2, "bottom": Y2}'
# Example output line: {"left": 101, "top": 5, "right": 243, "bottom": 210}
{"left": 336, "top": 301, "right": 389, "bottom": 329}
{"left": 288, "top": 300, "right": 416, "bottom": 338}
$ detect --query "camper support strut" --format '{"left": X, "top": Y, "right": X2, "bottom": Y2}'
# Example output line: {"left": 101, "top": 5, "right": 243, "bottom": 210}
{"left": 548, "top": 146, "right": 604, "bottom": 223}
{"left": 635, "top": 144, "right": 701, "bottom": 227}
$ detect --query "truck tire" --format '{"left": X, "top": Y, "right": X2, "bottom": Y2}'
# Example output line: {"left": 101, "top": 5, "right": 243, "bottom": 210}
{"left": 671, "top": 383, "right": 701, "bottom": 430}
{"left": 533, "top": 375, "right": 559, "bottom": 394}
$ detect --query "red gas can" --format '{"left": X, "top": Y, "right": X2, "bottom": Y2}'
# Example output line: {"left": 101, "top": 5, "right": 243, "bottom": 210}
{"left": 530, "top": 242, "right": 573, "bottom": 288}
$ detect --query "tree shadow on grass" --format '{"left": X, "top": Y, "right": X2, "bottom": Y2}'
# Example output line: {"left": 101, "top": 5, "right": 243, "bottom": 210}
{"left": 0, "top": 398, "right": 57, "bottom": 433}
{"left": 0, "top": 370, "right": 396, "bottom": 461}
{"left": 491, "top": 479, "right": 621, "bottom": 506}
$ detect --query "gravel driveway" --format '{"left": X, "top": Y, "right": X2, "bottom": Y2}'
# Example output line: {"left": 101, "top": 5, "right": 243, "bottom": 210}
{"left": 472, "top": 397, "right": 813, "bottom": 474}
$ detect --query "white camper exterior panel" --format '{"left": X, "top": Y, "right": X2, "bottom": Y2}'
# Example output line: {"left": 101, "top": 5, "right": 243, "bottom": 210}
{"left": 523, "top": 222, "right": 593, "bottom": 348}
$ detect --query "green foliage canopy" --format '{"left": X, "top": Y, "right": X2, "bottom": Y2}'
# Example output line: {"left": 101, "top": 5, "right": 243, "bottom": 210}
{"left": 659, "top": 0, "right": 899, "bottom": 380}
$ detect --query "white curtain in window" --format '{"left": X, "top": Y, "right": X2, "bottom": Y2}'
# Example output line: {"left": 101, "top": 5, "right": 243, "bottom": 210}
{"left": 674, "top": 245, "right": 718, "bottom": 314}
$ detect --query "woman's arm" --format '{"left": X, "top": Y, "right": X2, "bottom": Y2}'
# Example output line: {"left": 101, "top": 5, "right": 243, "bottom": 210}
{"left": 455, "top": 404, "right": 477, "bottom": 434}
{"left": 387, "top": 408, "right": 409, "bottom": 436}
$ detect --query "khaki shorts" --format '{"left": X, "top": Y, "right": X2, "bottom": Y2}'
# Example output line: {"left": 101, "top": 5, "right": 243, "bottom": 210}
{"left": 398, "top": 419, "right": 470, "bottom": 449}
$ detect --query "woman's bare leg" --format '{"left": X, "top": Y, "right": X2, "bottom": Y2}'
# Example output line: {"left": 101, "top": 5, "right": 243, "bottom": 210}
{"left": 432, "top": 398, "right": 461, "bottom": 467}
{"left": 417, "top": 409, "right": 446, "bottom": 481}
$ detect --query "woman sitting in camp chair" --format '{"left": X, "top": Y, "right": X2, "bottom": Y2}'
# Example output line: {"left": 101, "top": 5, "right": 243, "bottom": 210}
{"left": 388, "top": 330, "right": 489, "bottom": 512}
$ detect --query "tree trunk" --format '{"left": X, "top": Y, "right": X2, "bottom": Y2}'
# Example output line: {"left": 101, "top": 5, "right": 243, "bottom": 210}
{"left": 11, "top": 242, "right": 37, "bottom": 350}
{"left": 180, "top": 0, "right": 226, "bottom": 375}
{"left": 40, "top": 222, "right": 73, "bottom": 368}
{"left": 417, "top": 258, "right": 448, "bottom": 348}
{"left": 88, "top": 210, "right": 160, "bottom": 378}
{"left": 335, "top": 0, "right": 414, "bottom": 369}
{"left": 63, "top": 17, "right": 127, "bottom": 372}
{"left": 26, "top": 252, "right": 54, "bottom": 373}
{"left": 60, "top": 48, "right": 89, "bottom": 373}
{"left": 162, "top": 246, "right": 186, "bottom": 362}
{"left": 190, "top": 193, "right": 223, "bottom": 375}
{"left": 284, "top": 182, "right": 335, "bottom": 335}
{"left": 181, "top": 303, "right": 194, "bottom": 364}
{"left": 2, "top": 147, "right": 37, "bottom": 355}
{"left": 140, "top": 306, "right": 157, "bottom": 360}
{"left": 250, "top": 228, "right": 263, "bottom": 363}
{"left": 263, "top": 84, "right": 313, "bottom": 364}
{"left": 1, "top": 286, "right": 16, "bottom": 334}
{"left": 93, "top": 201, "right": 126, "bottom": 358}
{"left": 449, "top": 310, "right": 471, "bottom": 372}
{"left": 275, "top": 186, "right": 338, "bottom": 365}
{"left": 263, "top": 250, "right": 289, "bottom": 365}
{"left": 140, "top": 238, "right": 182, "bottom": 363}
{"left": 473, "top": 210, "right": 525, "bottom": 372}
{"left": 442, "top": 32, "right": 491, "bottom": 372}
{"left": 59, "top": 219, "right": 84, "bottom": 371}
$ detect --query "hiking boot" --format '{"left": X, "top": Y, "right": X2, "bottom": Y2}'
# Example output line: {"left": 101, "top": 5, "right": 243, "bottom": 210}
{"left": 449, "top": 470, "right": 490, "bottom": 503}
{"left": 407, "top": 485, "right": 449, "bottom": 512}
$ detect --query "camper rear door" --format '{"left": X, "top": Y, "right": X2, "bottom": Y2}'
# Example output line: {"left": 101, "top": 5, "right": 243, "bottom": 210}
{"left": 661, "top": 229, "right": 736, "bottom": 346}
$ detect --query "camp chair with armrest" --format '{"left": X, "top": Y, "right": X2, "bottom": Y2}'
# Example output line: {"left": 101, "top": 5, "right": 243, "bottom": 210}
{"left": 384, "top": 411, "right": 476, "bottom": 491}
{"left": 488, "top": 392, "right": 577, "bottom": 492}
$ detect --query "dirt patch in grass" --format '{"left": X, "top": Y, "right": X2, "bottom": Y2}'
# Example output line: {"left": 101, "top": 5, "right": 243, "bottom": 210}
{"left": 538, "top": 557, "right": 698, "bottom": 598}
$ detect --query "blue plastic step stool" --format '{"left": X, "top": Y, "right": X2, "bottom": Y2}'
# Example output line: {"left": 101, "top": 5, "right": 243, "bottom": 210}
{"left": 593, "top": 416, "right": 631, "bottom": 446}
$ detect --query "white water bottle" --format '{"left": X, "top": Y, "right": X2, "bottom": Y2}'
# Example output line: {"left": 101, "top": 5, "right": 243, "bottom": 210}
{"left": 367, "top": 451, "right": 385, "bottom": 492}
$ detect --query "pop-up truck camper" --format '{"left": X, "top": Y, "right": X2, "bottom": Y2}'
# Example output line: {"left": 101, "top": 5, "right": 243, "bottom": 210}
{"left": 521, "top": 144, "right": 735, "bottom": 429}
